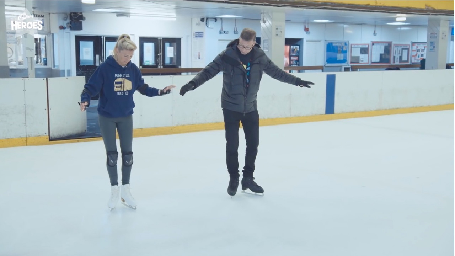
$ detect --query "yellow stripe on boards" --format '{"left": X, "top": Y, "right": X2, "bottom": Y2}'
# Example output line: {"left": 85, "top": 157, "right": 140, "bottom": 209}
{"left": 260, "top": 104, "right": 454, "bottom": 126}
{"left": 0, "top": 137, "right": 27, "bottom": 148}
{"left": 0, "top": 104, "right": 453, "bottom": 149}
{"left": 311, "top": 0, "right": 454, "bottom": 10}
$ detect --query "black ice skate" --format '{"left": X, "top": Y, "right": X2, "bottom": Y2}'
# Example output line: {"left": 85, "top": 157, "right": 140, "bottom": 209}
{"left": 241, "top": 177, "right": 264, "bottom": 195}
{"left": 227, "top": 176, "right": 239, "bottom": 196}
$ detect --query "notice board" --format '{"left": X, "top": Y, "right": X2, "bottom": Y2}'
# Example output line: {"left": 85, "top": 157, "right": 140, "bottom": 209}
{"left": 393, "top": 44, "right": 410, "bottom": 64}
{"left": 371, "top": 41, "right": 392, "bottom": 64}
{"left": 325, "top": 41, "right": 349, "bottom": 66}
{"left": 350, "top": 43, "right": 369, "bottom": 64}
{"left": 411, "top": 42, "right": 427, "bottom": 64}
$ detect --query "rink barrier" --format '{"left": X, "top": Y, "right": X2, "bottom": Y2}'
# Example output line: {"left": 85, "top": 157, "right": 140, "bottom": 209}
{"left": 0, "top": 70, "right": 453, "bottom": 148}
{"left": 0, "top": 103, "right": 452, "bottom": 148}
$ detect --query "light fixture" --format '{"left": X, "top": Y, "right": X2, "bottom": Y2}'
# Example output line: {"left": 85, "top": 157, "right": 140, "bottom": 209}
{"left": 313, "top": 20, "right": 333, "bottom": 23}
{"left": 216, "top": 15, "right": 242, "bottom": 18}
{"left": 129, "top": 16, "right": 176, "bottom": 21}
{"left": 5, "top": 11, "right": 23, "bottom": 15}
{"left": 396, "top": 17, "right": 406, "bottom": 22}
{"left": 93, "top": 9, "right": 122, "bottom": 12}
{"left": 116, "top": 13, "right": 130, "bottom": 17}
{"left": 115, "top": 13, "right": 176, "bottom": 21}
{"left": 81, "top": 0, "right": 95, "bottom": 4}
{"left": 387, "top": 22, "right": 410, "bottom": 25}
{"left": 5, "top": 6, "right": 26, "bottom": 11}
{"left": 397, "top": 27, "right": 412, "bottom": 30}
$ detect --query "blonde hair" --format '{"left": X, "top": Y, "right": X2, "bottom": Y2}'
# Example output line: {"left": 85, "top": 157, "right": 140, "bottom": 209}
{"left": 115, "top": 34, "right": 137, "bottom": 52}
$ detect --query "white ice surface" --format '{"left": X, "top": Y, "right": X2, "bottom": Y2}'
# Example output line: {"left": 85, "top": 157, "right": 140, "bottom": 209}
{"left": 1, "top": 110, "right": 453, "bottom": 256}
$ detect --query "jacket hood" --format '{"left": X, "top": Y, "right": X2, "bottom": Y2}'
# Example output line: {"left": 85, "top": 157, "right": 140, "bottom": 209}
{"left": 105, "top": 55, "right": 132, "bottom": 68}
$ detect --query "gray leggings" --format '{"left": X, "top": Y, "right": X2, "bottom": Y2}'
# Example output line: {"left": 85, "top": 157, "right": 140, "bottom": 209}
{"left": 98, "top": 114, "right": 133, "bottom": 186}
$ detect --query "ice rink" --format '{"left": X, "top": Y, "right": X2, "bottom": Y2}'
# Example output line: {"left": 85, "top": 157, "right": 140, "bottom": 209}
{"left": 1, "top": 110, "right": 453, "bottom": 256}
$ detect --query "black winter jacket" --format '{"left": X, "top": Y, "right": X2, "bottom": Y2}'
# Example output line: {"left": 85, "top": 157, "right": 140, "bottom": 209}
{"left": 188, "top": 39, "right": 306, "bottom": 114}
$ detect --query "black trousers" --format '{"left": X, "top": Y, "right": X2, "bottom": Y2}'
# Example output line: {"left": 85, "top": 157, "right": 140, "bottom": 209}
{"left": 223, "top": 109, "right": 259, "bottom": 178}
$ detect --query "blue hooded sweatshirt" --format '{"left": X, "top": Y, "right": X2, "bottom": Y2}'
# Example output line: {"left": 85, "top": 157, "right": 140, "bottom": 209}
{"left": 80, "top": 55, "right": 160, "bottom": 118}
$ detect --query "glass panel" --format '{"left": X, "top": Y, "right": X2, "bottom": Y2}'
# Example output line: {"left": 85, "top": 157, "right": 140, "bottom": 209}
{"left": 80, "top": 41, "right": 94, "bottom": 65}
{"left": 6, "top": 32, "right": 22, "bottom": 67}
{"left": 105, "top": 41, "right": 116, "bottom": 60}
{"left": 53, "top": 34, "right": 58, "bottom": 68}
{"left": 142, "top": 42, "right": 155, "bottom": 65}
{"left": 34, "top": 35, "right": 47, "bottom": 66}
{"left": 164, "top": 42, "right": 176, "bottom": 65}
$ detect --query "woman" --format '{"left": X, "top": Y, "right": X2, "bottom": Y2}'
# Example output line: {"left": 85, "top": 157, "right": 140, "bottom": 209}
{"left": 80, "top": 34, "right": 175, "bottom": 210}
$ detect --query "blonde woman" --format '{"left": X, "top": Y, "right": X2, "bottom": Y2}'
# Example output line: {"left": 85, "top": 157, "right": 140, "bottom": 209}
{"left": 80, "top": 34, "right": 175, "bottom": 210}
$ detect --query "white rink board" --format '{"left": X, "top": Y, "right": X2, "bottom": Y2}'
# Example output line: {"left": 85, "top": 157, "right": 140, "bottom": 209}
{"left": 171, "top": 74, "right": 223, "bottom": 126}
{"left": 291, "top": 73, "right": 326, "bottom": 117}
{"left": 381, "top": 70, "right": 454, "bottom": 109}
{"left": 1, "top": 69, "right": 454, "bottom": 142}
{"left": 48, "top": 77, "right": 86, "bottom": 139}
{"left": 335, "top": 72, "right": 384, "bottom": 113}
{"left": 335, "top": 69, "right": 454, "bottom": 113}
{"left": 139, "top": 76, "right": 174, "bottom": 129}
{"left": 257, "top": 75, "right": 293, "bottom": 119}
{"left": 0, "top": 79, "right": 26, "bottom": 139}
{"left": 132, "top": 90, "right": 144, "bottom": 129}
{"left": 24, "top": 79, "right": 48, "bottom": 137}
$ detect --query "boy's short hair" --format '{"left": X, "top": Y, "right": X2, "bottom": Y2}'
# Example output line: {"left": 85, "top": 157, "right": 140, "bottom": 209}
{"left": 240, "top": 28, "right": 256, "bottom": 41}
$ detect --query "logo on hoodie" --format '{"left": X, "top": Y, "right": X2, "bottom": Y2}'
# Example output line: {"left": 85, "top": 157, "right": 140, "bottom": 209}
{"left": 114, "top": 76, "right": 132, "bottom": 95}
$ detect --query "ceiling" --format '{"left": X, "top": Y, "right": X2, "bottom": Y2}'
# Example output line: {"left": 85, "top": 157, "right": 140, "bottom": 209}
{"left": 4, "top": 0, "right": 454, "bottom": 26}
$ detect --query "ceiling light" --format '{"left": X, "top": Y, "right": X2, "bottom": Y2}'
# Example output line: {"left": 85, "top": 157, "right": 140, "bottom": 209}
{"left": 396, "top": 17, "right": 406, "bottom": 21}
{"left": 387, "top": 22, "right": 410, "bottom": 25}
{"left": 127, "top": 15, "right": 176, "bottom": 21}
{"left": 397, "top": 27, "right": 412, "bottom": 30}
{"left": 5, "top": 11, "right": 23, "bottom": 15}
{"left": 81, "top": 0, "right": 95, "bottom": 4}
{"left": 5, "top": 6, "right": 25, "bottom": 11}
{"left": 93, "top": 9, "right": 122, "bottom": 12}
{"left": 313, "top": 20, "right": 333, "bottom": 23}
{"left": 216, "top": 15, "right": 242, "bottom": 18}
{"left": 116, "top": 13, "right": 130, "bottom": 18}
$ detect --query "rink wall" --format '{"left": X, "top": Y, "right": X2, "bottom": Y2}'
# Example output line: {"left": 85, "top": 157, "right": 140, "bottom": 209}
{"left": 0, "top": 69, "right": 453, "bottom": 148}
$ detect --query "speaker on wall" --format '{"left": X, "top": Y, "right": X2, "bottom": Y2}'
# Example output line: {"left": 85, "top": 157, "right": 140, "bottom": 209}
{"left": 70, "top": 21, "right": 82, "bottom": 31}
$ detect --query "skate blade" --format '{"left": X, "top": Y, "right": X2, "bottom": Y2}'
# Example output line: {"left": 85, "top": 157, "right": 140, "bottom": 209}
{"left": 121, "top": 198, "right": 137, "bottom": 209}
{"left": 241, "top": 189, "right": 264, "bottom": 196}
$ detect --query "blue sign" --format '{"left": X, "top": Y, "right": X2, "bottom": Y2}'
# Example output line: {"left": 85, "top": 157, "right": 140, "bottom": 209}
{"left": 451, "top": 27, "right": 454, "bottom": 36}
{"left": 325, "top": 41, "right": 349, "bottom": 66}
{"left": 194, "top": 32, "right": 204, "bottom": 38}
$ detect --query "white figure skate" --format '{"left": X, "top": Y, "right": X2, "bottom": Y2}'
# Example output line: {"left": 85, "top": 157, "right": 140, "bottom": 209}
{"left": 108, "top": 185, "right": 120, "bottom": 210}
{"left": 121, "top": 184, "right": 137, "bottom": 209}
